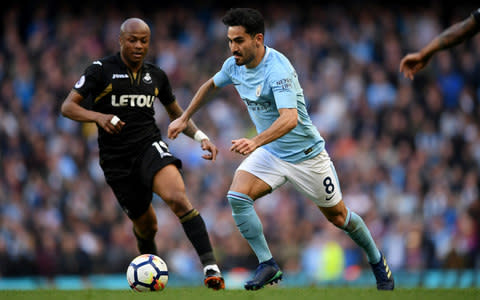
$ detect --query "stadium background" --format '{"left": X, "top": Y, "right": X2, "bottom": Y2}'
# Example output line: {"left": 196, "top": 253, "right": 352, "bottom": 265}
{"left": 0, "top": 0, "right": 479, "bottom": 289}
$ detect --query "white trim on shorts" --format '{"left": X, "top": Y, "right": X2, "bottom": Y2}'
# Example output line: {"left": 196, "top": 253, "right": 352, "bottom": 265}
{"left": 236, "top": 147, "right": 342, "bottom": 207}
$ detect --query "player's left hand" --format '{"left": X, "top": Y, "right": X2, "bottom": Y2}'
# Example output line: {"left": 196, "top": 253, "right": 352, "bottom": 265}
{"left": 230, "top": 138, "right": 257, "bottom": 156}
{"left": 200, "top": 139, "right": 218, "bottom": 161}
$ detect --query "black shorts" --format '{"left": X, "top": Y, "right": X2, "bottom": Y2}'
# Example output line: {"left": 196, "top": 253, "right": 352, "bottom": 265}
{"left": 106, "top": 139, "right": 182, "bottom": 219}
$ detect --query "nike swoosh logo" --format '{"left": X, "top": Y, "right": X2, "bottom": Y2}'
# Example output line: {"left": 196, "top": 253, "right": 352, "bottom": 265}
{"left": 326, "top": 194, "right": 335, "bottom": 201}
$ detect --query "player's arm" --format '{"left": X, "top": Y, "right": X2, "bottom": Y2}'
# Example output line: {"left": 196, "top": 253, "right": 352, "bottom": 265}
{"left": 230, "top": 108, "right": 297, "bottom": 155}
{"left": 400, "top": 11, "right": 480, "bottom": 79}
{"left": 164, "top": 100, "right": 200, "bottom": 138}
{"left": 61, "top": 90, "right": 125, "bottom": 134}
{"left": 164, "top": 99, "right": 218, "bottom": 161}
{"left": 167, "top": 78, "right": 218, "bottom": 140}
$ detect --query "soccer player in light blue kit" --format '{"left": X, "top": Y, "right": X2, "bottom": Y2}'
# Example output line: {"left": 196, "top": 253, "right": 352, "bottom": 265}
{"left": 168, "top": 8, "right": 394, "bottom": 291}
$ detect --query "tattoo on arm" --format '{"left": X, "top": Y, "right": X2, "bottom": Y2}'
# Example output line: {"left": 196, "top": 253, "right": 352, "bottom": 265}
{"left": 184, "top": 119, "right": 199, "bottom": 138}
{"left": 437, "top": 16, "right": 479, "bottom": 50}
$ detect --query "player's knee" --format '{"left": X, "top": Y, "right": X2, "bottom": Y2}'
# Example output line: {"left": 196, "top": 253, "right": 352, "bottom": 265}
{"left": 163, "top": 191, "right": 191, "bottom": 215}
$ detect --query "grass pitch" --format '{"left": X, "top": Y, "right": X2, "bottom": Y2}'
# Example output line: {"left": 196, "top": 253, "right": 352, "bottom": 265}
{"left": 1, "top": 287, "right": 479, "bottom": 300}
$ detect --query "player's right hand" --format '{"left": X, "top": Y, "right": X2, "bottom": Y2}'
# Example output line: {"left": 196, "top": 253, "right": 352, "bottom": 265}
{"left": 96, "top": 114, "right": 125, "bottom": 134}
{"left": 230, "top": 138, "right": 257, "bottom": 156}
{"left": 168, "top": 117, "right": 187, "bottom": 140}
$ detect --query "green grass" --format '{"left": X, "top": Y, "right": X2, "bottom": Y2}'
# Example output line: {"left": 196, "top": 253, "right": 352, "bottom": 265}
{"left": 0, "top": 287, "right": 479, "bottom": 300}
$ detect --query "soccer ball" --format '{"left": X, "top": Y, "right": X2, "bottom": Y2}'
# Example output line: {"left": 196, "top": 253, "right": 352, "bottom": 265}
{"left": 126, "top": 254, "right": 168, "bottom": 292}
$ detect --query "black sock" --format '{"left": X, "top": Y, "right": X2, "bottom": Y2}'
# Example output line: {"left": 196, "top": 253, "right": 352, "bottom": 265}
{"left": 133, "top": 228, "right": 158, "bottom": 255}
{"left": 180, "top": 209, "right": 216, "bottom": 266}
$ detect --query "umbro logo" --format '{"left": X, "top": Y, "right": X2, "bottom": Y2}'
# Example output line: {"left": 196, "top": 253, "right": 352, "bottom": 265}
{"left": 112, "top": 74, "right": 129, "bottom": 79}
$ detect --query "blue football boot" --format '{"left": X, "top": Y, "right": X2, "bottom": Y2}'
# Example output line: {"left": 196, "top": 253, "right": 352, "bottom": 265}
{"left": 370, "top": 252, "right": 394, "bottom": 290}
{"left": 244, "top": 258, "right": 283, "bottom": 290}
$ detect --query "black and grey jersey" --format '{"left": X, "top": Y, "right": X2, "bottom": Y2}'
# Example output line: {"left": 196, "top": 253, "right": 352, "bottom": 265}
{"left": 73, "top": 53, "right": 175, "bottom": 175}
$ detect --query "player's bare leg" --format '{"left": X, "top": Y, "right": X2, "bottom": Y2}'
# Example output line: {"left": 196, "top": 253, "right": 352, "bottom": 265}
{"left": 153, "top": 165, "right": 224, "bottom": 290}
{"left": 132, "top": 205, "right": 158, "bottom": 255}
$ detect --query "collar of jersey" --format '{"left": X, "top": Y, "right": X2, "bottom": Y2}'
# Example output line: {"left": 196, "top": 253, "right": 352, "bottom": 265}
{"left": 115, "top": 52, "right": 145, "bottom": 72}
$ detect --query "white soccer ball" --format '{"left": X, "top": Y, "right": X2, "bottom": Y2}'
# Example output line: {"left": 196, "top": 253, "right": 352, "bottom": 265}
{"left": 126, "top": 254, "right": 168, "bottom": 292}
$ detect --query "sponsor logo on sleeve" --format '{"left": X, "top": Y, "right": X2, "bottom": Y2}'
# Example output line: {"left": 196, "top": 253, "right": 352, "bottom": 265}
{"left": 74, "top": 75, "right": 85, "bottom": 88}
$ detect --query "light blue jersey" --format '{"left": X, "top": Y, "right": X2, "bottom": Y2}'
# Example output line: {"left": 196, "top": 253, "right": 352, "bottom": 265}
{"left": 213, "top": 46, "right": 324, "bottom": 163}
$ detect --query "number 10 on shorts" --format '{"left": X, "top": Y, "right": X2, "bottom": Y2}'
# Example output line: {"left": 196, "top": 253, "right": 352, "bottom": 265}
{"left": 152, "top": 141, "right": 172, "bottom": 158}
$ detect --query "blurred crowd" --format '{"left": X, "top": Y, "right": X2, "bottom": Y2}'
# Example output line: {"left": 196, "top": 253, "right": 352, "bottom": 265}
{"left": 0, "top": 1, "right": 479, "bottom": 281}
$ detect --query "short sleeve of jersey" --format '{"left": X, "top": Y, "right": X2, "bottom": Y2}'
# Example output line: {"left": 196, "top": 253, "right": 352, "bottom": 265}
{"left": 213, "top": 58, "right": 234, "bottom": 88}
{"left": 269, "top": 71, "right": 297, "bottom": 109}
{"left": 73, "top": 63, "right": 105, "bottom": 98}
{"left": 156, "top": 69, "right": 176, "bottom": 106}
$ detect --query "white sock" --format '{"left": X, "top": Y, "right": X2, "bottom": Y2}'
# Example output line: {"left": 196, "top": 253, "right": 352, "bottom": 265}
{"left": 203, "top": 264, "right": 220, "bottom": 275}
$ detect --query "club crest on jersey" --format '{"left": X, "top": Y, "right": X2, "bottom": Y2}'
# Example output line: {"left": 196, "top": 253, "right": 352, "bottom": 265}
{"left": 143, "top": 72, "right": 152, "bottom": 84}
{"left": 256, "top": 85, "right": 262, "bottom": 97}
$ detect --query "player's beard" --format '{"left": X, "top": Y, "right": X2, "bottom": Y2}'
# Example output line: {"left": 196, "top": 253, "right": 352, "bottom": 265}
{"left": 233, "top": 48, "right": 255, "bottom": 66}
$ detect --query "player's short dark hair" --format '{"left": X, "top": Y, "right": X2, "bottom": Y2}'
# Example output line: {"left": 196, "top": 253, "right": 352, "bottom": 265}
{"left": 222, "top": 8, "right": 265, "bottom": 36}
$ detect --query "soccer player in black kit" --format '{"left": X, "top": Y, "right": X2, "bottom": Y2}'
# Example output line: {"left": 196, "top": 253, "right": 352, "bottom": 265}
{"left": 400, "top": 8, "right": 480, "bottom": 79}
{"left": 61, "top": 18, "right": 225, "bottom": 290}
